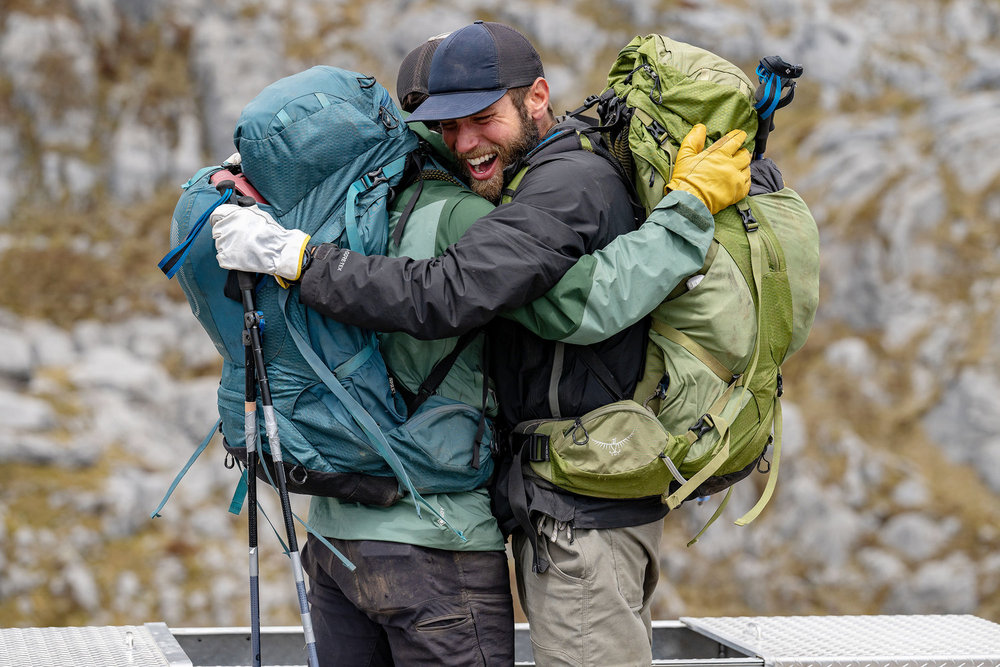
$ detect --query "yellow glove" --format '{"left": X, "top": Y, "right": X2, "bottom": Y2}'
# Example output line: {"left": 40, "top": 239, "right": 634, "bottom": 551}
{"left": 665, "top": 124, "right": 751, "bottom": 215}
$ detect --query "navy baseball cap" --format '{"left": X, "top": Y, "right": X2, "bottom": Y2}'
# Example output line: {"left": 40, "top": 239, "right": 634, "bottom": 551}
{"left": 405, "top": 21, "right": 544, "bottom": 122}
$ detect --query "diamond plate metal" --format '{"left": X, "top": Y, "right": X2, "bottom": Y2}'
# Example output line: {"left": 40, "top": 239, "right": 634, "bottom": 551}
{"left": 681, "top": 615, "right": 1000, "bottom": 667}
{"left": 0, "top": 624, "right": 191, "bottom": 666}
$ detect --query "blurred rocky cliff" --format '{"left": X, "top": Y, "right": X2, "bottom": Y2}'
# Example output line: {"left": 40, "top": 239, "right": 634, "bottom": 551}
{"left": 1, "top": 0, "right": 999, "bottom": 628}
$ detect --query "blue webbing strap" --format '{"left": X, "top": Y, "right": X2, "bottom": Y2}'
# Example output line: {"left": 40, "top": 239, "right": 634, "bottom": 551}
{"left": 150, "top": 417, "right": 222, "bottom": 518}
{"left": 294, "top": 514, "right": 356, "bottom": 571}
{"left": 343, "top": 156, "right": 409, "bottom": 252}
{"left": 158, "top": 188, "right": 234, "bottom": 278}
{"left": 227, "top": 473, "right": 248, "bottom": 515}
{"left": 332, "top": 344, "right": 376, "bottom": 381}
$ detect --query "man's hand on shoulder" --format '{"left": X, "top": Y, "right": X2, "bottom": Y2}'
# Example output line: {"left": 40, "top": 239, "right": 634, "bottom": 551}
{"left": 210, "top": 203, "right": 311, "bottom": 286}
{"left": 665, "top": 123, "right": 751, "bottom": 215}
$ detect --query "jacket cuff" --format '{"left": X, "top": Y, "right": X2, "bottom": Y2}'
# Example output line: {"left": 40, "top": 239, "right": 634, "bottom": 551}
{"left": 653, "top": 190, "right": 713, "bottom": 233}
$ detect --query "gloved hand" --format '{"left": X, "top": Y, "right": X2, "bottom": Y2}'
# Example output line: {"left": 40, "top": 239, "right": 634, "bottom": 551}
{"left": 665, "top": 124, "right": 751, "bottom": 215}
{"left": 210, "top": 203, "right": 311, "bottom": 283}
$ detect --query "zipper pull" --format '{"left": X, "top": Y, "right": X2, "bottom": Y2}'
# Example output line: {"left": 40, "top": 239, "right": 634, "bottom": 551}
{"left": 563, "top": 418, "right": 589, "bottom": 446}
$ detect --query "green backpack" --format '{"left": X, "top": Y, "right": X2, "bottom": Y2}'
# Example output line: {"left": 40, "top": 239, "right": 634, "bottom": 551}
{"left": 512, "top": 35, "right": 819, "bottom": 537}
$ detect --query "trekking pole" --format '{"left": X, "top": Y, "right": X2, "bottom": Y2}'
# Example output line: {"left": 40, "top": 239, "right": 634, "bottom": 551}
{"left": 211, "top": 181, "right": 264, "bottom": 666}
{"left": 231, "top": 232, "right": 320, "bottom": 667}
{"left": 243, "top": 338, "right": 262, "bottom": 667}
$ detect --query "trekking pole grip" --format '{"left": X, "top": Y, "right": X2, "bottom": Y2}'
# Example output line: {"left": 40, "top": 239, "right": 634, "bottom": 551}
{"left": 237, "top": 271, "right": 257, "bottom": 294}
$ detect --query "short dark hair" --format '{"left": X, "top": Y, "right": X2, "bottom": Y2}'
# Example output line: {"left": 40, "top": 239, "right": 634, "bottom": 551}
{"left": 400, "top": 91, "right": 428, "bottom": 114}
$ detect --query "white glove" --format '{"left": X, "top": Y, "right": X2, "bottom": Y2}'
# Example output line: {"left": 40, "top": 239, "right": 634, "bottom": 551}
{"left": 210, "top": 203, "right": 311, "bottom": 282}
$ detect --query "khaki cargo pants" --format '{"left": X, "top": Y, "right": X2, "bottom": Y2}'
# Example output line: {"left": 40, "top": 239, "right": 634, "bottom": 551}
{"left": 512, "top": 517, "right": 663, "bottom": 667}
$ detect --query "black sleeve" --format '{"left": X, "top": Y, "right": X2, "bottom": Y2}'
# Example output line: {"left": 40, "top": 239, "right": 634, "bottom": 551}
{"left": 299, "top": 151, "right": 620, "bottom": 340}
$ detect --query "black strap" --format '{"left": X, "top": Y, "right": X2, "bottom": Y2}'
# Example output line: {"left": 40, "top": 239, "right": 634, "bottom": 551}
{"left": 391, "top": 176, "right": 424, "bottom": 250}
{"left": 390, "top": 150, "right": 428, "bottom": 250}
{"left": 406, "top": 327, "right": 482, "bottom": 414}
{"left": 506, "top": 444, "right": 549, "bottom": 573}
{"left": 577, "top": 346, "right": 627, "bottom": 402}
{"left": 470, "top": 332, "right": 491, "bottom": 469}
{"left": 400, "top": 326, "right": 489, "bottom": 471}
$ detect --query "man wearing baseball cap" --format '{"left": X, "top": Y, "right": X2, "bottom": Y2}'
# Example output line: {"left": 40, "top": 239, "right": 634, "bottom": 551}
{"left": 405, "top": 21, "right": 553, "bottom": 205}
{"left": 212, "top": 21, "right": 750, "bottom": 666}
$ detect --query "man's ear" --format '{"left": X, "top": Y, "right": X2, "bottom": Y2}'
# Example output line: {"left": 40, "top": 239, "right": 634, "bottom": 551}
{"left": 524, "top": 77, "right": 550, "bottom": 121}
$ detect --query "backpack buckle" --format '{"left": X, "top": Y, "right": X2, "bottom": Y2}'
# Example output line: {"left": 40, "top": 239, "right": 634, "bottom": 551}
{"left": 690, "top": 415, "right": 715, "bottom": 438}
{"left": 737, "top": 202, "right": 758, "bottom": 231}
{"left": 527, "top": 433, "right": 550, "bottom": 463}
{"left": 363, "top": 168, "right": 390, "bottom": 190}
{"left": 646, "top": 119, "right": 669, "bottom": 145}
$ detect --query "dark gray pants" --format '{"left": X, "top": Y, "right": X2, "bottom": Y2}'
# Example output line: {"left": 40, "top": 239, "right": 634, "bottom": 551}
{"left": 301, "top": 534, "right": 514, "bottom": 666}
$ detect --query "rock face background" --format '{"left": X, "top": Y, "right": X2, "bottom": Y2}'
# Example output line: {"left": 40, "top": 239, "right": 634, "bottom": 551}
{"left": 1, "top": 0, "right": 999, "bottom": 630}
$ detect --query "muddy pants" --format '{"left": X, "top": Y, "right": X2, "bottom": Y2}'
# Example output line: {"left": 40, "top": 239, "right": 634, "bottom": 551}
{"left": 301, "top": 534, "right": 514, "bottom": 666}
{"left": 512, "top": 517, "right": 663, "bottom": 667}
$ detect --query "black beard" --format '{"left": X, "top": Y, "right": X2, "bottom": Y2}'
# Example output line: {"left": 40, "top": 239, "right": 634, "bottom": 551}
{"left": 462, "top": 106, "right": 540, "bottom": 204}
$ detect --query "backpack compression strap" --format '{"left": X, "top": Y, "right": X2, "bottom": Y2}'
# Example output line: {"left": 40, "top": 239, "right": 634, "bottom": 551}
{"left": 661, "top": 200, "right": 767, "bottom": 505}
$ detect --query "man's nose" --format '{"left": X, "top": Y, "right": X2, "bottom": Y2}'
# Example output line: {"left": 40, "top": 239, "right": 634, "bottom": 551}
{"left": 452, "top": 123, "right": 480, "bottom": 154}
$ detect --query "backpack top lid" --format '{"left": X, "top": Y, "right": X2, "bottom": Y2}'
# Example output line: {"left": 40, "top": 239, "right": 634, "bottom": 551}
{"left": 233, "top": 66, "right": 417, "bottom": 229}
{"left": 608, "top": 35, "right": 757, "bottom": 170}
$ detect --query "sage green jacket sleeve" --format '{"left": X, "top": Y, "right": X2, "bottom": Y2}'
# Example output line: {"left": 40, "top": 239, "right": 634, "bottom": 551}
{"left": 504, "top": 190, "right": 714, "bottom": 345}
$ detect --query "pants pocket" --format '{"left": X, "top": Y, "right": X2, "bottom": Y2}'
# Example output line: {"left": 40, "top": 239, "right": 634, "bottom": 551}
{"left": 415, "top": 613, "right": 471, "bottom": 633}
{"left": 537, "top": 517, "right": 590, "bottom": 583}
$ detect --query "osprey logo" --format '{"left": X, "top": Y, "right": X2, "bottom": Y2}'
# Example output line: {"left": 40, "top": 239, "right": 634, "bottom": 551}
{"left": 336, "top": 249, "right": 351, "bottom": 272}
{"left": 592, "top": 427, "right": 637, "bottom": 456}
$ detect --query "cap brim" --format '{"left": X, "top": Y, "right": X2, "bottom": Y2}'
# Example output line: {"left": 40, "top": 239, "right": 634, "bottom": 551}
{"left": 405, "top": 88, "right": 507, "bottom": 122}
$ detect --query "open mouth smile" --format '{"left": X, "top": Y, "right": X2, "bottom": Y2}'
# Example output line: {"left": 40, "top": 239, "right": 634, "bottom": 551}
{"left": 467, "top": 153, "right": 499, "bottom": 180}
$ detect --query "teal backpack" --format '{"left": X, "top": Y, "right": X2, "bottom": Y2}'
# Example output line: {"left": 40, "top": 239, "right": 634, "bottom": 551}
{"left": 156, "top": 66, "right": 494, "bottom": 518}
{"left": 509, "top": 36, "right": 818, "bottom": 540}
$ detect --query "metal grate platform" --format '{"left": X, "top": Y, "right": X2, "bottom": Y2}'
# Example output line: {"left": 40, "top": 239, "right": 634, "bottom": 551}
{"left": 681, "top": 614, "right": 1000, "bottom": 667}
{"left": 3, "top": 616, "right": 999, "bottom": 666}
{"left": 0, "top": 622, "right": 191, "bottom": 666}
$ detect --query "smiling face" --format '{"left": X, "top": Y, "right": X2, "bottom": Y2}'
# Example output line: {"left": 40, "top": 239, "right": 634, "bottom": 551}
{"left": 438, "top": 79, "right": 554, "bottom": 203}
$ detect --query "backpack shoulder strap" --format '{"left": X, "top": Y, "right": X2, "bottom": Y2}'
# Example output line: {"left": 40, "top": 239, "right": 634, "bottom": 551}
{"left": 499, "top": 128, "right": 578, "bottom": 204}
{"left": 404, "top": 327, "right": 482, "bottom": 414}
